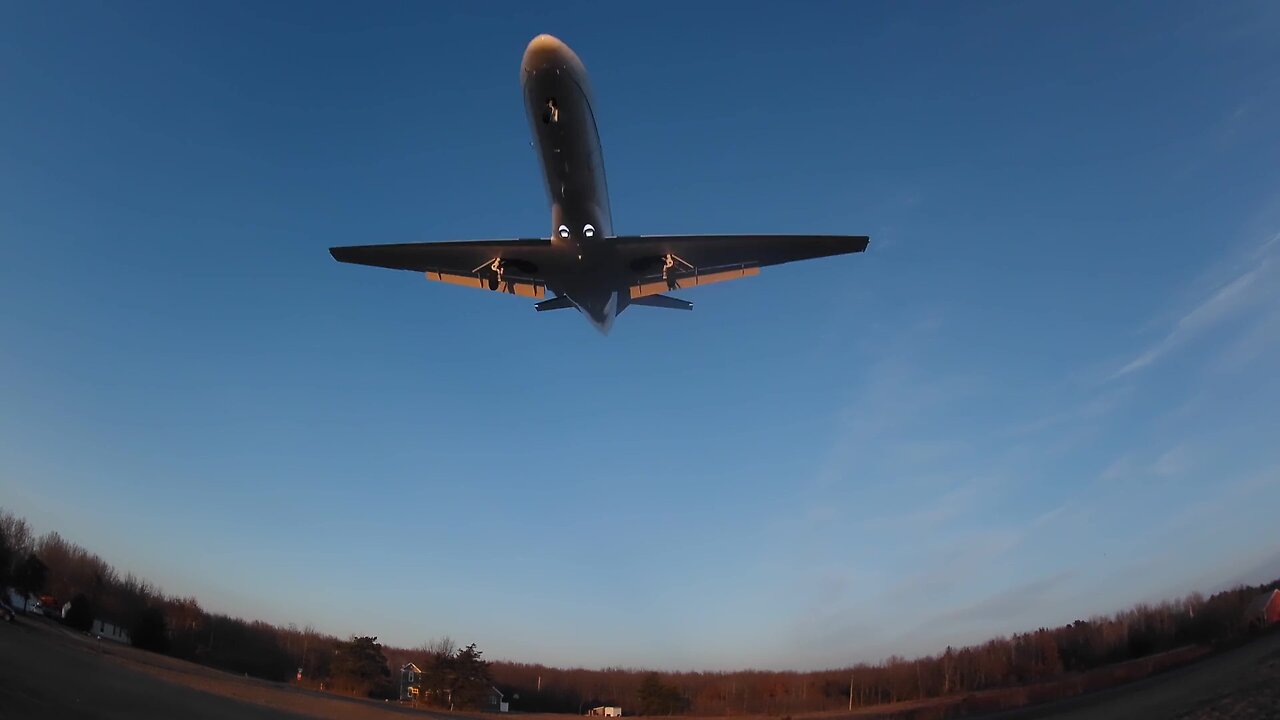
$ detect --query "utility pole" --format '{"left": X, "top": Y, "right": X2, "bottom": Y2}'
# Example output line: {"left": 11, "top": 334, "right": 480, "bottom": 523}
{"left": 848, "top": 676, "right": 853, "bottom": 712}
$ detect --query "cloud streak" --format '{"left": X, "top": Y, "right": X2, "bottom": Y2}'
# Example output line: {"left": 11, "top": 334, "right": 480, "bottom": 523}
{"left": 1112, "top": 237, "right": 1277, "bottom": 379}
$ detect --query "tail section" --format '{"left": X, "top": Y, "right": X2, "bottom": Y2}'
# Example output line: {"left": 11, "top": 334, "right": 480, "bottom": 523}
{"left": 630, "top": 294, "right": 692, "bottom": 311}
{"left": 534, "top": 295, "right": 575, "bottom": 312}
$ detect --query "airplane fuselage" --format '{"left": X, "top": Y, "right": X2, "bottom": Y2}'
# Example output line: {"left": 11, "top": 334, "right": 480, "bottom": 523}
{"left": 521, "top": 35, "right": 621, "bottom": 332}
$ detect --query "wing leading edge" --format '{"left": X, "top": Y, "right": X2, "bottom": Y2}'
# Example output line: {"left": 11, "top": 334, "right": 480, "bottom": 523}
{"left": 330, "top": 239, "right": 555, "bottom": 299}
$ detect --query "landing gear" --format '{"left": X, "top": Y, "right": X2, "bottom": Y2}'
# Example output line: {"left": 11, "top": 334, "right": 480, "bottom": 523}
{"left": 489, "top": 257, "right": 505, "bottom": 291}
{"left": 542, "top": 98, "right": 559, "bottom": 124}
{"left": 662, "top": 253, "right": 693, "bottom": 290}
{"left": 474, "top": 257, "right": 506, "bottom": 291}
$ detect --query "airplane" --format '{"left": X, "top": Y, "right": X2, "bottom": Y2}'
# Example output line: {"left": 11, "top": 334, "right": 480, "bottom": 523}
{"left": 330, "top": 34, "right": 869, "bottom": 334}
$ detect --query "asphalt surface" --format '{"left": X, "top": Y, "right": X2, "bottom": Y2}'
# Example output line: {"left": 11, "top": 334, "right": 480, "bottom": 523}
{"left": 0, "top": 615, "right": 309, "bottom": 720}
{"left": 0, "top": 615, "right": 463, "bottom": 720}
{"left": 3, "top": 612, "right": 1279, "bottom": 720}
{"left": 978, "top": 629, "right": 1280, "bottom": 719}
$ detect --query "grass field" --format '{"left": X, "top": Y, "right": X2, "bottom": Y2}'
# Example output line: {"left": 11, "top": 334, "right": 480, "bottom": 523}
{"left": 2, "top": 614, "right": 1279, "bottom": 720}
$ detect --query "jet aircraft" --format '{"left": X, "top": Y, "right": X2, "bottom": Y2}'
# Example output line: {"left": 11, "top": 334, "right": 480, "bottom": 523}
{"left": 330, "top": 34, "right": 869, "bottom": 333}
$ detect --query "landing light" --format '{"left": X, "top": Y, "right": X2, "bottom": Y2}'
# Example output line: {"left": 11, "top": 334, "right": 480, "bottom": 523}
{"left": 558, "top": 225, "right": 570, "bottom": 239}
{"left": 583, "top": 224, "right": 595, "bottom": 238}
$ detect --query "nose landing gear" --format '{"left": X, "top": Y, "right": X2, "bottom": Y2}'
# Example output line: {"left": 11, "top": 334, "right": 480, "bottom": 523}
{"left": 542, "top": 98, "right": 559, "bottom": 124}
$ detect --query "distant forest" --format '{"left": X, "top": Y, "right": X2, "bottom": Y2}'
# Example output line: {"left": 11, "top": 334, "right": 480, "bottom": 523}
{"left": 2, "top": 507, "right": 1276, "bottom": 714}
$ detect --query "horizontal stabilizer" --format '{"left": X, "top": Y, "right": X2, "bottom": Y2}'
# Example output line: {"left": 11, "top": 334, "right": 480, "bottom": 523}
{"left": 630, "top": 294, "right": 692, "bottom": 310}
{"left": 535, "top": 295, "right": 575, "bottom": 312}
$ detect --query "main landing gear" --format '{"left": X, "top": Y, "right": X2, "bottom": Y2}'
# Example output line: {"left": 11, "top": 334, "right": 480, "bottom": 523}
{"left": 473, "top": 257, "right": 506, "bottom": 291}
{"left": 662, "top": 253, "right": 693, "bottom": 290}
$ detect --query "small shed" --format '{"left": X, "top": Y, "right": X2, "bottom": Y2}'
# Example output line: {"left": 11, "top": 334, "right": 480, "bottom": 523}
{"left": 589, "top": 707, "right": 623, "bottom": 717}
{"left": 1246, "top": 589, "right": 1280, "bottom": 627}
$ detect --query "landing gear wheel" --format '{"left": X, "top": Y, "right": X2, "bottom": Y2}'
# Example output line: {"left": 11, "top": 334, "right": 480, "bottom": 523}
{"left": 489, "top": 258, "right": 505, "bottom": 291}
{"left": 662, "top": 253, "right": 692, "bottom": 290}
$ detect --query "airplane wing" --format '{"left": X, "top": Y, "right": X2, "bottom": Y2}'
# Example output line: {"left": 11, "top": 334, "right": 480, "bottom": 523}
{"left": 611, "top": 234, "right": 868, "bottom": 298}
{"left": 330, "top": 239, "right": 555, "bottom": 298}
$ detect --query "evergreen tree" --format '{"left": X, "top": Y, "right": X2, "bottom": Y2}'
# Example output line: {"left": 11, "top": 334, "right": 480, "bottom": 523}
{"left": 132, "top": 605, "right": 169, "bottom": 652}
{"left": 64, "top": 592, "right": 93, "bottom": 632}
{"left": 13, "top": 553, "right": 48, "bottom": 610}
{"left": 450, "top": 643, "right": 495, "bottom": 709}
{"left": 638, "top": 672, "right": 687, "bottom": 715}
{"left": 331, "top": 636, "right": 392, "bottom": 698}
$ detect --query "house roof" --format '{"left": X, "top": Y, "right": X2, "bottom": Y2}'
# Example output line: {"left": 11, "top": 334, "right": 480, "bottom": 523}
{"left": 401, "top": 663, "right": 422, "bottom": 673}
{"left": 1246, "top": 589, "right": 1279, "bottom": 616}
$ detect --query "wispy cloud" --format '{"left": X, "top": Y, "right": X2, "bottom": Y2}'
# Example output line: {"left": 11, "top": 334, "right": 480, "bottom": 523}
{"left": 783, "top": 225, "right": 1280, "bottom": 669}
{"left": 1111, "top": 233, "right": 1279, "bottom": 379}
{"left": 921, "top": 571, "right": 1074, "bottom": 634}
{"left": 1099, "top": 443, "right": 1194, "bottom": 485}
{"left": 1150, "top": 445, "right": 1192, "bottom": 477}
{"left": 1098, "top": 454, "right": 1138, "bottom": 484}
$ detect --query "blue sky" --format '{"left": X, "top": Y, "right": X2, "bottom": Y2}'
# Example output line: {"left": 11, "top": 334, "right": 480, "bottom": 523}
{"left": 2, "top": 1, "right": 1279, "bottom": 671}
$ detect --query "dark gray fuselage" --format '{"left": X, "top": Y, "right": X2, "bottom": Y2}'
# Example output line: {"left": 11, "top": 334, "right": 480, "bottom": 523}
{"left": 521, "top": 35, "right": 622, "bottom": 332}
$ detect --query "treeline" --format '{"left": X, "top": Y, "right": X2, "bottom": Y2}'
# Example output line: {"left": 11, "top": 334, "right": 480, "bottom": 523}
{"left": 1, "top": 510, "right": 342, "bottom": 686}
{"left": 0, "top": 508, "right": 496, "bottom": 705}
{"left": 483, "top": 585, "right": 1278, "bottom": 714}
{"left": 2, "top": 507, "right": 1276, "bottom": 714}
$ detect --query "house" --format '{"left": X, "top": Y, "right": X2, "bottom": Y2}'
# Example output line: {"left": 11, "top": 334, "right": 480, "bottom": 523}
{"left": 589, "top": 707, "right": 623, "bottom": 717}
{"left": 397, "top": 667, "right": 507, "bottom": 713}
{"left": 53, "top": 598, "right": 131, "bottom": 643}
{"left": 483, "top": 686, "right": 508, "bottom": 713}
{"left": 1246, "top": 589, "right": 1280, "bottom": 628}
{"left": 399, "top": 663, "right": 424, "bottom": 702}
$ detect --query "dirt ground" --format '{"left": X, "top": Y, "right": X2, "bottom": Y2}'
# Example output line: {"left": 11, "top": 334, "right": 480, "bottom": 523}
{"left": 2, "top": 613, "right": 1279, "bottom": 720}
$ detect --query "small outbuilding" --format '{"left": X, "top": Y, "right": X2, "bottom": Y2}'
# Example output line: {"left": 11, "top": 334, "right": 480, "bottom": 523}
{"left": 484, "top": 686, "right": 508, "bottom": 713}
{"left": 92, "top": 618, "right": 131, "bottom": 644}
{"left": 588, "top": 707, "right": 623, "bottom": 717}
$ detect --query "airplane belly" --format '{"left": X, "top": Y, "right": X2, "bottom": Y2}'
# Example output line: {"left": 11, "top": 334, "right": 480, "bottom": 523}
{"left": 523, "top": 69, "right": 612, "bottom": 239}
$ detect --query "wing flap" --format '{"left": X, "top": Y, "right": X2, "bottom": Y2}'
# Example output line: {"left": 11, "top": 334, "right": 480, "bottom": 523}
{"left": 630, "top": 265, "right": 759, "bottom": 299}
{"left": 426, "top": 271, "right": 545, "bottom": 298}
